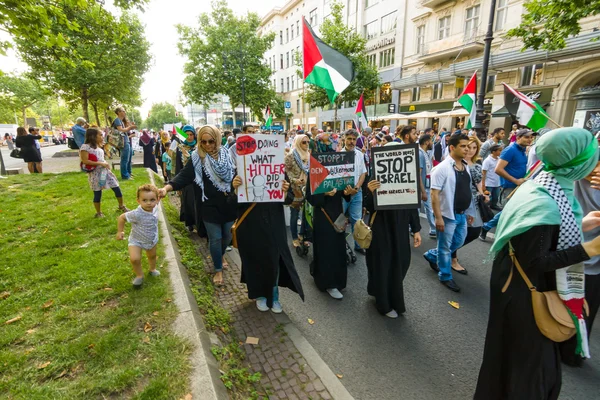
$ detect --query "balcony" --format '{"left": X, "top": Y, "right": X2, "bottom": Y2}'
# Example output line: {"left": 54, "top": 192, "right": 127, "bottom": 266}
{"left": 417, "top": 30, "right": 485, "bottom": 63}
{"left": 418, "top": 0, "right": 454, "bottom": 8}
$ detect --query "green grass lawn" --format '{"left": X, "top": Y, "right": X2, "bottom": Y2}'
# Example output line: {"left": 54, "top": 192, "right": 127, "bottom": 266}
{"left": 0, "top": 172, "right": 190, "bottom": 399}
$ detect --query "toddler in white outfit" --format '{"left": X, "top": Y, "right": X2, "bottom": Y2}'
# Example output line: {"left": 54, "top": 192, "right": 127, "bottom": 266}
{"left": 117, "top": 184, "right": 161, "bottom": 288}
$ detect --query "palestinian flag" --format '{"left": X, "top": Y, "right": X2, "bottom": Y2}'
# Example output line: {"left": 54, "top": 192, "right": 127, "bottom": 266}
{"left": 173, "top": 125, "right": 188, "bottom": 142}
{"left": 354, "top": 93, "right": 368, "bottom": 129}
{"left": 303, "top": 18, "right": 355, "bottom": 104}
{"left": 503, "top": 83, "right": 549, "bottom": 131}
{"left": 264, "top": 105, "right": 272, "bottom": 128}
{"left": 458, "top": 72, "right": 477, "bottom": 129}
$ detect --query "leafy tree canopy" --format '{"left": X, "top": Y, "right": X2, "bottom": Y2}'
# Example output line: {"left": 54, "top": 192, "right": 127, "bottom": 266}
{"left": 177, "top": 0, "right": 279, "bottom": 120}
{"left": 0, "top": 73, "right": 49, "bottom": 125}
{"left": 144, "top": 102, "right": 186, "bottom": 132}
{"left": 300, "top": 1, "right": 380, "bottom": 109}
{"left": 508, "top": 0, "right": 600, "bottom": 51}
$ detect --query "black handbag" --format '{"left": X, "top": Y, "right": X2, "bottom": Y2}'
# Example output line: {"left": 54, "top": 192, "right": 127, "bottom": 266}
{"left": 477, "top": 194, "right": 494, "bottom": 222}
{"left": 10, "top": 148, "right": 22, "bottom": 159}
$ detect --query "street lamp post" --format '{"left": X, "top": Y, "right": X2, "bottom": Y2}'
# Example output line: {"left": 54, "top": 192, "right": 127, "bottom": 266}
{"left": 475, "top": 0, "right": 497, "bottom": 136}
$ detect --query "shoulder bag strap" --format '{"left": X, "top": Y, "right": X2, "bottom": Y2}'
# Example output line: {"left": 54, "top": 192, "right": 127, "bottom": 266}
{"left": 321, "top": 207, "right": 336, "bottom": 229}
{"left": 236, "top": 203, "right": 257, "bottom": 227}
{"left": 502, "top": 242, "right": 536, "bottom": 293}
{"left": 369, "top": 211, "right": 377, "bottom": 226}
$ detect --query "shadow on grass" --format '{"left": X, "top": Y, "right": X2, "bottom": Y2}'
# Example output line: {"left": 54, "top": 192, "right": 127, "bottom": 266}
{"left": 0, "top": 173, "right": 190, "bottom": 399}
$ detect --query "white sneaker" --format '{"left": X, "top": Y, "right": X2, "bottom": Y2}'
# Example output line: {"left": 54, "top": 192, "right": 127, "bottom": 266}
{"left": 271, "top": 301, "right": 283, "bottom": 314}
{"left": 149, "top": 270, "right": 161, "bottom": 277}
{"left": 327, "top": 288, "right": 343, "bottom": 299}
{"left": 256, "top": 297, "right": 269, "bottom": 312}
{"left": 385, "top": 309, "right": 399, "bottom": 319}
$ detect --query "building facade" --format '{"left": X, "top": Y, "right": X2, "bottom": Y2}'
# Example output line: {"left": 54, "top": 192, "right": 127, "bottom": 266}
{"left": 260, "top": 0, "right": 600, "bottom": 134}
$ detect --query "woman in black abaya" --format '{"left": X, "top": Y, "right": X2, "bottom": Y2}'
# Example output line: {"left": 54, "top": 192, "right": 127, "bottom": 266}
{"left": 364, "top": 178, "right": 421, "bottom": 318}
{"left": 306, "top": 181, "right": 351, "bottom": 299}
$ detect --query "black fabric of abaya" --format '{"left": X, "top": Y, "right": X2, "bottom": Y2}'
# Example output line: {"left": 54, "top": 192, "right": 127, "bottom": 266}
{"left": 174, "top": 146, "right": 207, "bottom": 237}
{"left": 364, "top": 189, "right": 420, "bottom": 315}
{"left": 306, "top": 188, "right": 349, "bottom": 292}
{"left": 236, "top": 202, "right": 304, "bottom": 308}
{"left": 474, "top": 224, "right": 589, "bottom": 400}
{"left": 141, "top": 138, "right": 158, "bottom": 173}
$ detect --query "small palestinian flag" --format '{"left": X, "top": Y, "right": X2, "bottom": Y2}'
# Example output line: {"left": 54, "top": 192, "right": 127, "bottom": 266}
{"left": 354, "top": 93, "right": 368, "bottom": 129}
{"left": 303, "top": 18, "right": 355, "bottom": 104}
{"left": 173, "top": 125, "right": 188, "bottom": 142}
{"left": 264, "top": 105, "right": 272, "bottom": 128}
{"left": 458, "top": 72, "right": 477, "bottom": 129}
{"left": 503, "top": 83, "right": 549, "bottom": 131}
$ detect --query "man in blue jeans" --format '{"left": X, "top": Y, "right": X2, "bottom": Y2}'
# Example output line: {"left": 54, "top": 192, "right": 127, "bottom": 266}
{"left": 341, "top": 129, "right": 367, "bottom": 254}
{"left": 423, "top": 134, "right": 474, "bottom": 292}
{"left": 112, "top": 106, "right": 137, "bottom": 180}
{"left": 479, "top": 129, "right": 534, "bottom": 241}
{"left": 418, "top": 132, "right": 436, "bottom": 237}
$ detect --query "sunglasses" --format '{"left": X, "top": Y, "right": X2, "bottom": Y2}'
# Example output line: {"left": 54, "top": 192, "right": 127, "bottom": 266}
{"left": 201, "top": 139, "right": 216, "bottom": 145}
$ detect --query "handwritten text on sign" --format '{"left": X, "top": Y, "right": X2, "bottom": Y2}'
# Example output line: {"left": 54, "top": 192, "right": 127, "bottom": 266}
{"left": 310, "top": 151, "right": 355, "bottom": 195}
{"left": 372, "top": 144, "right": 421, "bottom": 210}
{"left": 236, "top": 134, "right": 285, "bottom": 203}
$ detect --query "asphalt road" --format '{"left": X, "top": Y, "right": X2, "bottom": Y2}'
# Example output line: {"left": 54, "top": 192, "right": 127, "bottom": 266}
{"left": 279, "top": 219, "right": 600, "bottom": 400}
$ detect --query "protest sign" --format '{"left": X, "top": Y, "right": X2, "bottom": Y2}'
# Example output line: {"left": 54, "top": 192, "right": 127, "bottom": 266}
{"left": 236, "top": 134, "right": 285, "bottom": 203}
{"left": 310, "top": 151, "right": 355, "bottom": 195}
{"left": 371, "top": 144, "right": 421, "bottom": 210}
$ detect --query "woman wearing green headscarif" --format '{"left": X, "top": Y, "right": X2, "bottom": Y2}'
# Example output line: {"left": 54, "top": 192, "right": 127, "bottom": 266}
{"left": 474, "top": 127, "right": 600, "bottom": 400}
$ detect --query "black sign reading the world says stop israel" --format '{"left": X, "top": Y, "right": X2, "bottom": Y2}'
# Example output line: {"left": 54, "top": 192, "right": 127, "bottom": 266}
{"left": 371, "top": 144, "right": 421, "bottom": 210}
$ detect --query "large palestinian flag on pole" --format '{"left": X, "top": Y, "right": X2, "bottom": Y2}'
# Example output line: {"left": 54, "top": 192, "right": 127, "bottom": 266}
{"left": 354, "top": 93, "right": 368, "bottom": 129}
{"left": 302, "top": 18, "right": 355, "bottom": 104}
{"left": 503, "top": 83, "right": 549, "bottom": 131}
{"left": 458, "top": 72, "right": 477, "bottom": 129}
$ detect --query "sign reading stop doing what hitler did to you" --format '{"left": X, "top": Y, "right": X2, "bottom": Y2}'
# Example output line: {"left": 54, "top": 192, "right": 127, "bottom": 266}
{"left": 236, "top": 134, "right": 285, "bottom": 203}
{"left": 372, "top": 144, "right": 421, "bottom": 210}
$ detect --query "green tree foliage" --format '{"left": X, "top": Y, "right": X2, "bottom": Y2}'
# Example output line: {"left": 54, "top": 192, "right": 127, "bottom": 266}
{"left": 177, "top": 0, "right": 279, "bottom": 121}
{"left": 0, "top": 73, "right": 48, "bottom": 125}
{"left": 13, "top": 5, "right": 151, "bottom": 123}
{"left": 144, "top": 103, "right": 186, "bottom": 132}
{"left": 299, "top": 1, "right": 380, "bottom": 126}
{"left": 508, "top": 0, "right": 600, "bottom": 51}
{"left": 0, "top": 0, "right": 147, "bottom": 60}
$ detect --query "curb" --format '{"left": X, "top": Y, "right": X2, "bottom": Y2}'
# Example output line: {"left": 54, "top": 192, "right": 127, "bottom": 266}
{"left": 150, "top": 172, "right": 229, "bottom": 400}
{"left": 225, "top": 249, "right": 356, "bottom": 400}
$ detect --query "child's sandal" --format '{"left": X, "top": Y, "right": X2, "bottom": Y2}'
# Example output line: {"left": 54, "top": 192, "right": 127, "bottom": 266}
{"left": 118, "top": 206, "right": 130, "bottom": 213}
{"left": 94, "top": 212, "right": 105, "bottom": 218}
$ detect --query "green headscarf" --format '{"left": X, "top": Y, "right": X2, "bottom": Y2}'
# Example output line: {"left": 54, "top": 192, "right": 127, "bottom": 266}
{"left": 490, "top": 127, "right": 599, "bottom": 256}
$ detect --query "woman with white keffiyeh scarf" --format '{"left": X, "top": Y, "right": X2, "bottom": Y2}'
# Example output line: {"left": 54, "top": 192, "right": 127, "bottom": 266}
{"left": 475, "top": 127, "right": 600, "bottom": 400}
{"left": 159, "top": 125, "right": 236, "bottom": 286}
{"left": 284, "top": 134, "right": 310, "bottom": 248}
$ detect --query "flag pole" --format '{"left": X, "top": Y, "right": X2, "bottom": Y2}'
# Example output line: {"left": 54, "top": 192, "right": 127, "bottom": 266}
{"left": 546, "top": 116, "right": 563, "bottom": 129}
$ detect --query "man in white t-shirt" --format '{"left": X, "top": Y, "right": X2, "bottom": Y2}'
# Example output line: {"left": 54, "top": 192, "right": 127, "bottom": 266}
{"left": 481, "top": 144, "right": 503, "bottom": 210}
{"left": 342, "top": 129, "right": 368, "bottom": 254}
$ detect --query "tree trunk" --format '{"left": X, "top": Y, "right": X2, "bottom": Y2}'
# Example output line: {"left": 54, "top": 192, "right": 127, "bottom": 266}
{"left": 81, "top": 87, "right": 89, "bottom": 122}
{"left": 92, "top": 102, "right": 100, "bottom": 126}
{"left": 104, "top": 108, "right": 110, "bottom": 127}
{"left": 22, "top": 107, "right": 27, "bottom": 129}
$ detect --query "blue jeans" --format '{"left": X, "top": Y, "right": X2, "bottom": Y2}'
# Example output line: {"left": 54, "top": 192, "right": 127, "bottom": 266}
{"left": 483, "top": 211, "right": 502, "bottom": 232}
{"left": 486, "top": 186, "right": 501, "bottom": 209}
{"left": 204, "top": 220, "right": 234, "bottom": 272}
{"left": 258, "top": 269, "right": 280, "bottom": 303}
{"left": 120, "top": 143, "right": 132, "bottom": 179}
{"left": 421, "top": 188, "right": 436, "bottom": 235}
{"left": 343, "top": 190, "right": 363, "bottom": 249}
{"left": 424, "top": 214, "right": 468, "bottom": 281}
{"left": 290, "top": 207, "right": 301, "bottom": 240}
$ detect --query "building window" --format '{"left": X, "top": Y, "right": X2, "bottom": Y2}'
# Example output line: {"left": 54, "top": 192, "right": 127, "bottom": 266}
{"left": 438, "top": 16, "right": 451, "bottom": 40}
{"left": 273, "top": 79, "right": 276, "bottom": 90}
{"left": 380, "top": 83, "right": 392, "bottom": 103}
{"left": 291, "top": 25, "right": 294, "bottom": 40}
{"left": 280, "top": 54, "right": 283, "bottom": 69}
{"left": 297, "top": 74, "right": 301, "bottom": 88}
{"left": 280, "top": 31, "right": 283, "bottom": 44}
{"left": 379, "top": 48, "right": 395, "bottom": 68}
{"left": 364, "top": 20, "right": 378, "bottom": 40}
{"left": 365, "top": 0, "right": 378, "bottom": 8}
{"left": 432, "top": 83, "right": 443, "bottom": 100}
{"left": 416, "top": 25, "right": 425, "bottom": 54}
{"left": 520, "top": 64, "right": 544, "bottom": 86}
{"left": 286, "top": 52, "right": 289, "bottom": 68}
{"left": 286, "top": 28, "right": 289, "bottom": 43}
{"left": 297, "top": 99, "right": 301, "bottom": 113}
{"left": 309, "top": 8, "right": 317, "bottom": 26}
{"left": 495, "top": 0, "right": 508, "bottom": 31}
{"left": 291, "top": 75, "right": 295, "bottom": 90}
{"left": 281, "top": 78, "right": 284, "bottom": 93}
{"left": 486, "top": 75, "right": 496, "bottom": 93}
{"left": 465, "top": 6, "right": 480, "bottom": 39}
{"left": 286, "top": 77, "right": 290, "bottom": 92}
{"left": 296, "top": 46, "right": 301, "bottom": 65}
{"left": 366, "top": 53, "right": 377, "bottom": 66}
{"left": 297, "top": 21, "right": 300, "bottom": 36}
{"left": 411, "top": 87, "right": 421, "bottom": 102}
{"left": 380, "top": 12, "right": 397, "bottom": 35}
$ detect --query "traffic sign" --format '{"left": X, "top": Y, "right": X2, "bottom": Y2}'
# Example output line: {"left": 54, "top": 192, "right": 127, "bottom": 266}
{"left": 285, "top": 101, "right": 291, "bottom": 108}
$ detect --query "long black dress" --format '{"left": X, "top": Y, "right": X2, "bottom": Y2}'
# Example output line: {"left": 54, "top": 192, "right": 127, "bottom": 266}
{"left": 15, "top": 135, "right": 42, "bottom": 163}
{"left": 236, "top": 202, "right": 304, "bottom": 308}
{"left": 306, "top": 187, "right": 350, "bottom": 292}
{"left": 364, "top": 188, "right": 421, "bottom": 315}
{"left": 474, "top": 225, "right": 589, "bottom": 400}
{"left": 140, "top": 137, "right": 158, "bottom": 173}
{"left": 175, "top": 143, "right": 207, "bottom": 238}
